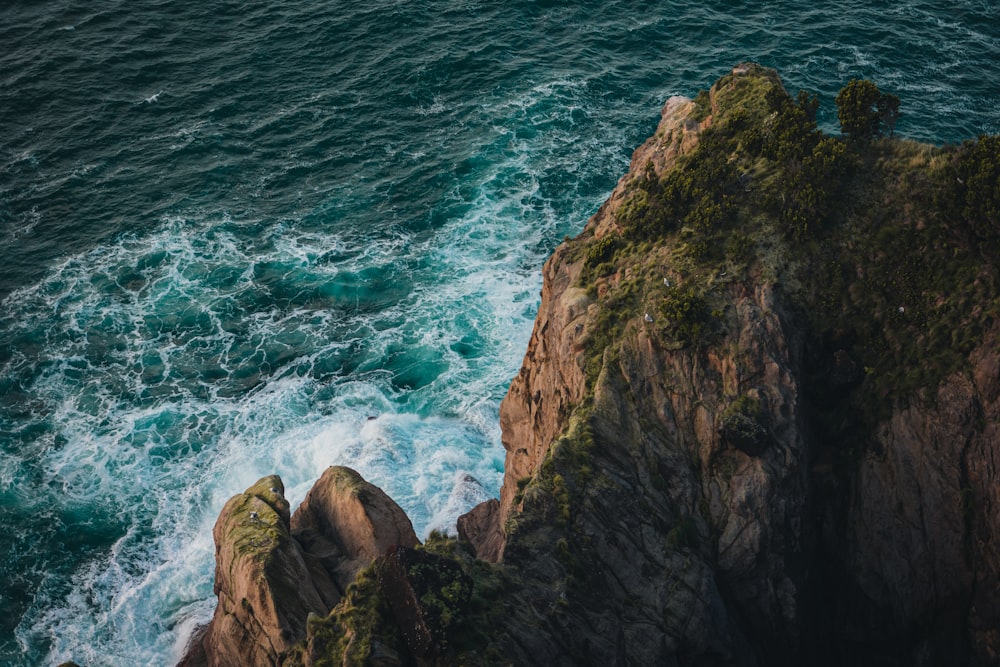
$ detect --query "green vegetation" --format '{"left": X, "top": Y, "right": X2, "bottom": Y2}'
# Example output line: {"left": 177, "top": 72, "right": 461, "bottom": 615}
{"left": 502, "top": 404, "right": 601, "bottom": 586}
{"left": 719, "top": 394, "right": 768, "bottom": 455}
{"left": 691, "top": 89, "right": 713, "bottom": 122}
{"left": 287, "top": 533, "right": 509, "bottom": 667}
{"left": 416, "top": 533, "right": 512, "bottom": 663}
{"left": 581, "top": 277, "right": 641, "bottom": 384}
{"left": 292, "top": 565, "right": 398, "bottom": 667}
{"left": 659, "top": 284, "right": 712, "bottom": 345}
{"left": 835, "top": 79, "right": 900, "bottom": 141}
{"left": 571, "top": 63, "right": 999, "bottom": 426}
{"left": 384, "top": 549, "right": 472, "bottom": 649}
{"left": 581, "top": 232, "right": 622, "bottom": 282}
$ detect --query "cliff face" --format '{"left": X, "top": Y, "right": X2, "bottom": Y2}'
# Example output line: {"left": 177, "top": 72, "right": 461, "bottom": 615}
{"left": 481, "top": 70, "right": 811, "bottom": 665}
{"left": 483, "top": 64, "right": 1000, "bottom": 666}
{"left": 497, "top": 64, "right": 1000, "bottom": 666}
{"left": 496, "top": 95, "right": 702, "bottom": 529}
{"left": 184, "top": 64, "right": 1000, "bottom": 667}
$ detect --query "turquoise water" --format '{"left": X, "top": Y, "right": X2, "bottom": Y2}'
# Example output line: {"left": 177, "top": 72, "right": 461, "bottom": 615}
{"left": 1, "top": 1, "right": 998, "bottom": 664}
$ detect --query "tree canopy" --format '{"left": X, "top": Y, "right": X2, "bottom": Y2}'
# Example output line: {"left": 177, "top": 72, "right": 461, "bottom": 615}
{"left": 835, "top": 79, "right": 900, "bottom": 141}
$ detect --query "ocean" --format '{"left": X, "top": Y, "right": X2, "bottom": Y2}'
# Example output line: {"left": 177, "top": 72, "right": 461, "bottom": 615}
{"left": 1, "top": 1, "right": 998, "bottom": 664}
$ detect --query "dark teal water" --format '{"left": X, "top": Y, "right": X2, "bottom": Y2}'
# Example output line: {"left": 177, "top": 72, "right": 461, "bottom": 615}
{"left": 1, "top": 1, "right": 998, "bottom": 664}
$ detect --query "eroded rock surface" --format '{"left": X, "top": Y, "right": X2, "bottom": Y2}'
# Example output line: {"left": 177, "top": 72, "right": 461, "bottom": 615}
{"left": 181, "top": 467, "right": 419, "bottom": 667}
{"left": 460, "top": 63, "right": 1000, "bottom": 665}
{"left": 196, "top": 476, "right": 330, "bottom": 667}
{"left": 291, "top": 465, "right": 419, "bottom": 593}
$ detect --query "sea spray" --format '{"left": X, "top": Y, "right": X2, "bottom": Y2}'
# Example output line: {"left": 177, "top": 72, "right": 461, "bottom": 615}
{"left": 2, "top": 0, "right": 998, "bottom": 664}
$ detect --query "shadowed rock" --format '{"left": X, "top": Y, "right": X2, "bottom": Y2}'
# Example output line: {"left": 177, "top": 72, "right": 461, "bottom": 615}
{"left": 376, "top": 546, "right": 472, "bottom": 659}
{"left": 456, "top": 498, "right": 503, "bottom": 562}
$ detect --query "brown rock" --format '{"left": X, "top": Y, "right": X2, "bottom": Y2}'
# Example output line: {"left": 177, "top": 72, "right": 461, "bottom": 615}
{"left": 497, "top": 245, "right": 589, "bottom": 525}
{"left": 494, "top": 69, "right": 724, "bottom": 537}
{"left": 198, "top": 476, "right": 333, "bottom": 667}
{"left": 486, "top": 67, "right": 807, "bottom": 666}
{"left": 183, "top": 468, "right": 421, "bottom": 667}
{"left": 456, "top": 498, "right": 504, "bottom": 562}
{"left": 290, "top": 466, "right": 419, "bottom": 592}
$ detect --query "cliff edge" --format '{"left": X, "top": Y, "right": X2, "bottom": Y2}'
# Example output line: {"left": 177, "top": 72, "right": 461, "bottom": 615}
{"left": 183, "top": 64, "right": 1000, "bottom": 667}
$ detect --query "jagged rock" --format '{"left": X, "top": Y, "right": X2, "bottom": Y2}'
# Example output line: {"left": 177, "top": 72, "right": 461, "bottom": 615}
{"left": 181, "top": 468, "right": 420, "bottom": 667}
{"left": 456, "top": 498, "right": 503, "bottom": 562}
{"left": 496, "top": 243, "right": 589, "bottom": 524}
{"left": 196, "top": 476, "right": 333, "bottom": 667}
{"left": 471, "top": 63, "right": 1000, "bottom": 665}
{"left": 290, "top": 466, "right": 419, "bottom": 592}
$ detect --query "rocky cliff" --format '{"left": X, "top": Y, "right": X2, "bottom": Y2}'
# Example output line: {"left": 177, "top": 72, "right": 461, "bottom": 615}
{"left": 180, "top": 467, "right": 419, "bottom": 667}
{"left": 182, "top": 64, "right": 1000, "bottom": 667}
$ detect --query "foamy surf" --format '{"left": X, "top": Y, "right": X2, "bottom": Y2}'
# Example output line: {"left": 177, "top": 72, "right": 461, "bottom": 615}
{"left": 2, "top": 0, "right": 998, "bottom": 664}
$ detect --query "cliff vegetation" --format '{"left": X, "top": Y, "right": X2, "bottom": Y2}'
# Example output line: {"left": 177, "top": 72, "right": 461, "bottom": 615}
{"left": 180, "top": 64, "right": 1000, "bottom": 667}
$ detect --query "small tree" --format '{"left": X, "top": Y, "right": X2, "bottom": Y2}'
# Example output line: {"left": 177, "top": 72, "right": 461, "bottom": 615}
{"left": 835, "top": 79, "right": 881, "bottom": 141}
{"left": 835, "top": 79, "right": 900, "bottom": 141}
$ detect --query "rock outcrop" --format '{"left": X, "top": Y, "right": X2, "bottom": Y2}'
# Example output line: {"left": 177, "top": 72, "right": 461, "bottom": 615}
{"left": 180, "top": 467, "right": 418, "bottom": 667}
{"left": 194, "top": 476, "right": 328, "bottom": 667}
{"left": 291, "top": 466, "right": 420, "bottom": 595}
{"left": 184, "top": 64, "right": 1000, "bottom": 667}
{"left": 455, "top": 498, "right": 503, "bottom": 561}
{"left": 470, "top": 64, "right": 1000, "bottom": 666}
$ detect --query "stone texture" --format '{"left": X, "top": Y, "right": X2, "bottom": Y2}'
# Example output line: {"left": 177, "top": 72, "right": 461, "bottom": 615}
{"left": 290, "top": 466, "right": 419, "bottom": 592}
{"left": 455, "top": 498, "right": 503, "bottom": 562}
{"left": 461, "top": 64, "right": 1000, "bottom": 665}
{"left": 180, "top": 467, "right": 420, "bottom": 667}
{"left": 199, "top": 476, "right": 332, "bottom": 667}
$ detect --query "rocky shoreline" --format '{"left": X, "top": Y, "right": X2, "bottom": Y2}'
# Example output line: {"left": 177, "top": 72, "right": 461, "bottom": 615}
{"left": 180, "top": 64, "right": 1000, "bottom": 666}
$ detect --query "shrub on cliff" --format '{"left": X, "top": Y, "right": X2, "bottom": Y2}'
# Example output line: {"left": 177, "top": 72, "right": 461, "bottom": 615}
{"left": 659, "top": 285, "right": 711, "bottom": 345}
{"left": 720, "top": 394, "right": 769, "bottom": 455}
{"left": 835, "top": 79, "right": 900, "bottom": 141}
{"left": 620, "top": 128, "right": 740, "bottom": 248}
{"left": 953, "top": 134, "right": 1000, "bottom": 241}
